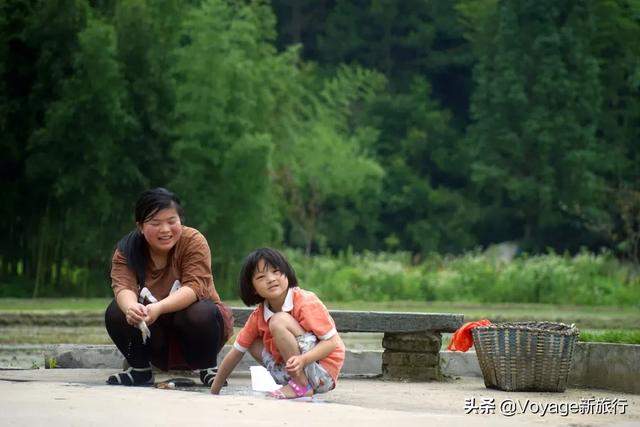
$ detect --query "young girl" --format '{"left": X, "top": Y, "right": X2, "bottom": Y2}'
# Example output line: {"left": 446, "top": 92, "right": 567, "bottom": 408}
{"left": 210, "top": 248, "right": 345, "bottom": 399}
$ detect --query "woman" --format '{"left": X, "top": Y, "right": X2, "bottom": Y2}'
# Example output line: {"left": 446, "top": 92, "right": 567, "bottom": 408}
{"left": 105, "top": 188, "right": 232, "bottom": 386}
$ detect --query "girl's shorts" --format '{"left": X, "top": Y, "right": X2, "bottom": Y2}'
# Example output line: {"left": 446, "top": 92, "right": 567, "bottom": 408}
{"left": 261, "top": 332, "right": 335, "bottom": 394}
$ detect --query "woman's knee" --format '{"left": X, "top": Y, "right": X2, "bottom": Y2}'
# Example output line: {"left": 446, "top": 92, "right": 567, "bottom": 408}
{"left": 104, "top": 299, "right": 127, "bottom": 328}
{"left": 174, "top": 299, "right": 220, "bottom": 330}
{"left": 269, "top": 312, "right": 303, "bottom": 335}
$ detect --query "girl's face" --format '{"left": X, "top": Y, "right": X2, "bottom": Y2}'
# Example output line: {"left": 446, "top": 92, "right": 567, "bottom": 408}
{"left": 252, "top": 259, "right": 289, "bottom": 301}
{"left": 139, "top": 208, "right": 183, "bottom": 255}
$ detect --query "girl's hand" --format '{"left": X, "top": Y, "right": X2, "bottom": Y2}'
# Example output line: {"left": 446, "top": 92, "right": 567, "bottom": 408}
{"left": 144, "top": 303, "right": 163, "bottom": 326}
{"left": 125, "top": 303, "right": 148, "bottom": 326}
{"left": 285, "top": 354, "right": 307, "bottom": 376}
{"left": 210, "top": 378, "right": 223, "bottom": 395}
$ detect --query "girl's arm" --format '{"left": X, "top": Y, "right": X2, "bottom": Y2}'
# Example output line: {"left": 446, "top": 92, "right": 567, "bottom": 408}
{"left": 286, "top": 334, "right": 340, "bottom": 374}
{"left": 211, "top": 348, "right": 245, "bottom": 394}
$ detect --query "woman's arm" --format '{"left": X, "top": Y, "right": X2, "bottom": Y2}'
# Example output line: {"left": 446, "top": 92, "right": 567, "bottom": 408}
{"left": 144, "top": 286, "right": 197, "bottom": 324}
{"left": 116, "top": 289, "right": 147, "bottom": 325}
{"left": 211, "top": 348, "right": 245, "bottom": 394}
{"left": 285, "top": 335, "right": 340, "bottom": 374}
{"left": 179, "top": 231, "right": 215, "bottom": 300}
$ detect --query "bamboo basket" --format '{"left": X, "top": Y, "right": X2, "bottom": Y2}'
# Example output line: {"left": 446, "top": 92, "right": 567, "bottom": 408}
{"left": 472, "top": 322, "right": 579, "bottom": 392}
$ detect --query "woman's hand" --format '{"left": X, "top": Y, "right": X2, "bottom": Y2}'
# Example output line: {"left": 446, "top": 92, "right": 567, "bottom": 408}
{"left": 285, "top": 354, "right": 308, "bottom": 376}
{"left": 125, "top": 303, "right": 148, "bottom": 326}
{"left": 144, "top": 302, "right": 163, "bottom": 326}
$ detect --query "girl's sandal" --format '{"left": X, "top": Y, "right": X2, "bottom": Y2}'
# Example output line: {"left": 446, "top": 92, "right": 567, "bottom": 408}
{"left": 270, "top": 379, "right": 313, "bottom": 399}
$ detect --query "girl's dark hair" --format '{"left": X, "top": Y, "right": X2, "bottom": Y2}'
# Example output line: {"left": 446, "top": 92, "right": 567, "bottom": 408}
{"left": 239, "top": 248, "right": 298, "bottom": 306}
{"left": 116, "top": 188, "right": 184, "bottom": 286}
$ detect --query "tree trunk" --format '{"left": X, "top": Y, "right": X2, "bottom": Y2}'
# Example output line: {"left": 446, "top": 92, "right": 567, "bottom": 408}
{"left": 32, "top": 203, "right": 51, "bottom": 298}
{"left": 54, "top": 222, "right": 65, "bottom": 291}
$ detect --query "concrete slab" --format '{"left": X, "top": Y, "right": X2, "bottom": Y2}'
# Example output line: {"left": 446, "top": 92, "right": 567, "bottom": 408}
{"left": 251, "top": 308, "right": 463, "bottom": 332}
{"left": 1, "top": 369, "right": 638, "bottom": 426}
{"left": 6, "top": 344, "right": 639, "bottom": 395}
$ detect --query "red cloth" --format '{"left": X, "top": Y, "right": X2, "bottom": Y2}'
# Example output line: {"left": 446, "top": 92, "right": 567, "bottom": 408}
{"left": 447, "top": 319, "right": 492, "bottom": 352}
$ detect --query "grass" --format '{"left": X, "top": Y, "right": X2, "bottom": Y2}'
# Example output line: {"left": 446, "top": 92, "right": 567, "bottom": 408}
{"left": 578, "top": 329, "right": 640, "bottom": 345}
{"left": 0, "top": 298, "right": 112, "bottom": 311}
{"left": 0, "top": 325, "right": 111, "bottom": 345}
{"left": 326, "top": 301, "right": 640, "bottom": 329}
{"left": 1, "top": 325, "right": 638, "bottom": 347}
{"left": 1, "top": 298, "right": 638, "bottom": 328}
{"left": 0, "top": 298, "right": 638, "bottom": 345}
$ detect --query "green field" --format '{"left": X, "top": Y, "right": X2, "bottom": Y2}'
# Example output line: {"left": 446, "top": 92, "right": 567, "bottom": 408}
{"left": 0, "top": 298, "right": 112, "bottom": 312}
{"left": 1, "top": 298, "right": 638, "bottom": 328}
{"left": 0, "top": 298, "right": 638, "bottom": 345}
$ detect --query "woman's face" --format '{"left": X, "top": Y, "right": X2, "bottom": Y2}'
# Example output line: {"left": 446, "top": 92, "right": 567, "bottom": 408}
{"left": 139, "top": 207, "right": 183, "bottom": 255}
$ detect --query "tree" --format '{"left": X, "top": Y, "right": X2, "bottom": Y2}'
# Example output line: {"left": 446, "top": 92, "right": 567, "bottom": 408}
{"left": 0, "top": 0, "right": 93, "bottom": 292}
{"left": 277, "top": 66, "right": 385, "bottom": 254}
{"left": 112, "top": 0, "right": 185, "bottom": 186}
{"left": 317, "top": 0, "right": 473, "bottom": 121}
{"left": 27, "top": 14, "right": 142, "bottom": 295}
{"left": 0, "top": 0, "right": 37, "bottom": 282}
{"left": 584, "top": 0, "right": 640, "bottom": 261}
{"left": 170, "top": 0, "right": 289, "bottom": 291}
{"left": 463, "top": 0, "right": 603, "bottom": 250}
{"left": 370, "top": 77, "right": 478, "bottom": 253}
{"left": 311, "top": 0, "right": 477, "bottom": 254}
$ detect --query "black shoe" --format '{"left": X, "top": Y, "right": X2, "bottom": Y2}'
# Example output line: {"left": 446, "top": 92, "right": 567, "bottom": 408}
{"left": 199, "top": 367, "right": 217, "bottom": 386}
{"left": 107, "top": 366, "right": 154, "bottom": 386}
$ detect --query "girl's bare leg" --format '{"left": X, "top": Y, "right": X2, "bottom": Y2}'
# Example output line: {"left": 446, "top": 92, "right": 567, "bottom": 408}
{"left": 248, "top": 339, "right": 264, "bottom": 365}
{"left": 268, "top": 312, "right": 312, "bottom": 398}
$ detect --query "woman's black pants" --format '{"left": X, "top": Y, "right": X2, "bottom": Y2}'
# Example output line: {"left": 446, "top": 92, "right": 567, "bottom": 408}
{"left": 104, "top": 299, "right": 223, "bottom": 370}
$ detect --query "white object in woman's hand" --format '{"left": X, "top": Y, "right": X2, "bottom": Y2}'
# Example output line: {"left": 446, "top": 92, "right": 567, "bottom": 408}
{"left": 137, "top": 320, "right": 151, "bottom": 344}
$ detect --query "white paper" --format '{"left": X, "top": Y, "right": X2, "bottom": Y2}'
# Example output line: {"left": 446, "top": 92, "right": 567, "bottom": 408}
{"left": 250, "top": 365, "right": 280, "bottom": 392}
{"left": 138, "top": 320, "right": 151, "bottom": 344}
{"left": 169, "top": 280, "right": 181, "bottom": 294}
{"left": 139, "top": 287, "right": 158, "bottom": 303}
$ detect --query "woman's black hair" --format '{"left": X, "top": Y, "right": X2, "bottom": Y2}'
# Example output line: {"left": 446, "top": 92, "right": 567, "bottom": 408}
{"left": 116, "top": 188, "right": 184, "bottom": 286}
{"left": 239, "top": 248, "right": 298, "bottom": 306}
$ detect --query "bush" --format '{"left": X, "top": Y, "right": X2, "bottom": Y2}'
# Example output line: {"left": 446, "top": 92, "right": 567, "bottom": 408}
{"left": 284, "top": 248, "right": 639, "bottom": 306}
{"left": 580, "top": 330, "right": 640, "bottom": 344}
{"left": 285, "top": 249, "right": 432, "bottom": 302}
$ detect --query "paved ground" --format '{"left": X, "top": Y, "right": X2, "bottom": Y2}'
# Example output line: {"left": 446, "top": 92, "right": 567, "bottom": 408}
{"left": 1, "top": 369, "right": 638, "bottom": 426}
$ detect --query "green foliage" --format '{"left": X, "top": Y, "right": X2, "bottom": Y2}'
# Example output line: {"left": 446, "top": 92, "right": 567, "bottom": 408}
{"left": 2, "top": 0, "right": 640, "bottom": 299}
{"left": 573, "top": 1, "right": 640, "bottom": 263}
{"left": 45, "top": 357, "right": 58, "bottom": 369}
{"left": 283, "top": 249, "right": 640, "bottom": 306}
{"left": 0, "top": 278, "right": 34, "bottom": 298}
{"left": 370, "top": 77, "right": 479, "bottom": 253}
{"left": 170, "top": 0, "right": 286, "bottom": 292}
{"left": 25, "top": 10, "right": 143, "bottom": 296}
{"left": 0, "top": 297, "right": 111, "bottom": 311}
{"left": 279, "top": 65, "right": 385, "bottom": 253}
{"left": 463, "top": 0, "right": 604, "bottom": 248}
{"left": 315, "top": 0, "right": 478, "bottom": 254}
{"left": 286, "top": 249, "right": 432, "bottom": 302}
{"left": 112, "top": 0, "right": 181, "bottom": 186}
{"left": 579, "top": 330, "right": 640, "bottom": 345}
{"left": 434, "top": 251, "right": 640, "bottom": 306}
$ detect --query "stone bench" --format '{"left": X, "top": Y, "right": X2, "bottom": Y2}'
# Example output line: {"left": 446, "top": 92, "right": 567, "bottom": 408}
{"left": 231, "top": 307, "right": 463, "bottom": 381}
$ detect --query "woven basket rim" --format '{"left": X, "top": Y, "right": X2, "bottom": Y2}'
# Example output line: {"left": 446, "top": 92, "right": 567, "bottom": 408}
{"left": 473, "top": 321, "right": 579, "bottom": 336}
